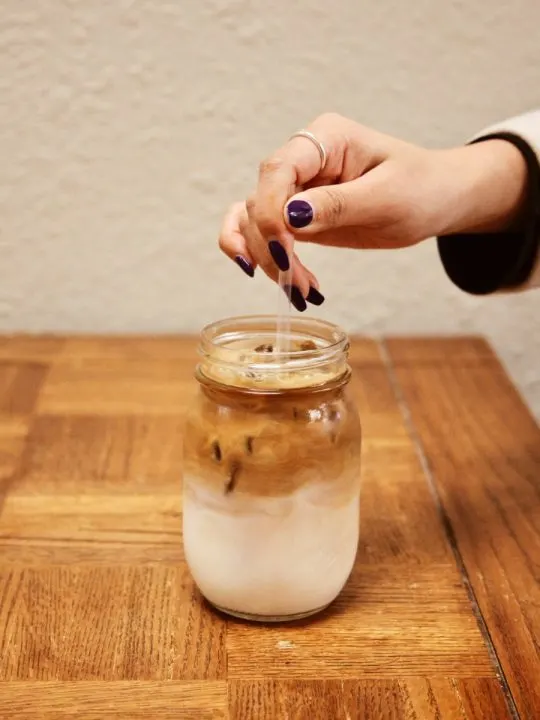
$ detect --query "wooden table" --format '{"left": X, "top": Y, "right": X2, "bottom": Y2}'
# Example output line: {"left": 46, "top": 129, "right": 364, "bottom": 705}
{"left": 0, "top": 335, "right": 538, "bottom": 719}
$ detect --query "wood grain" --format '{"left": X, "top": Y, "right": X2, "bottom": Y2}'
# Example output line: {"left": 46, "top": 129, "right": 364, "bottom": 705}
{"left": 0, "top": 362, "right": 49, "bottom": 416}
{"left": 0, "top": 565, "right": 225, "bottom": 681}
{"left": 0, "top": 495, "right": 183, "bottom": 564}
{"left": 17, "top": 415, "right": 185, "bottom": 493}
{"left": 0, "top": 681, "right": 228, "bottom": 719}
{"left": 226, "top": 565, "right": 492, "bottom": 679}
{"left": 386, "top": 336, "right": 540, "bottom": 720}
{"left": 229, "top": 678, "right": 510, "bottom": 720}
{"left": 0, "top": 334, "right": 535, "bottom": 718}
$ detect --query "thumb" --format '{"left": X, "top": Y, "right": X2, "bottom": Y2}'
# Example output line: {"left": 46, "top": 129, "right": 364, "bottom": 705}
{"left": 284, "top": 177, "right": 378, "bottom": 234}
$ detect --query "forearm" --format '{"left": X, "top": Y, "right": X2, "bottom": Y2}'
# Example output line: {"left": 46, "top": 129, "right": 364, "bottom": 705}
{"left": 439, "top": 139, "right": 529, "bottom": 236}
{"left": 437, "top": 111, "right": 540, "bottom": 294}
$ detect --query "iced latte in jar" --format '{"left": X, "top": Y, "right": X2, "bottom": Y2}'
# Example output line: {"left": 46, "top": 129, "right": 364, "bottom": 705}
{"left": 182, "top": 316, "right": 362, "bottom": 622}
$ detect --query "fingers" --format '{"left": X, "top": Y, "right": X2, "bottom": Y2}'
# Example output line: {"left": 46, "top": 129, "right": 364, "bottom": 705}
{"left": 295, "top": 256, "right": 325, "bottom": 306}
{"left": 220, "top": 111, "right": 390, "bottom": 300}
{"left": 218, "top": 202, "right": 256, "bottom": 277}
{"left": 218, "top": 202, "right": 320, "bottom": 309}
{"left": 238, "top": 206, "right": 314, "bottom": 304}
{"left": 283, "top": 163, "right": 399, "bottom": 236}
{"left": 248, "top": 114, "right": 379, "bottom": 257}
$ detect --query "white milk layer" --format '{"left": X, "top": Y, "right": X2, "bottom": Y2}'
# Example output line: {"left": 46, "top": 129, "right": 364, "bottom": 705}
{"left": 183, "top": 479, "right": 360, "bottom": 617}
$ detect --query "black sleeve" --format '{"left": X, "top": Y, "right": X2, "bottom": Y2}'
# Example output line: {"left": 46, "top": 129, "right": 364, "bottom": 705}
{"left": 437, "top": 132, "right": 540, "bottom": 295}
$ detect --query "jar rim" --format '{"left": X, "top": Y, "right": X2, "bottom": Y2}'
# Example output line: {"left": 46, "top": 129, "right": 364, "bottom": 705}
{"left": 197, "top": 315, "right": 349, "bottom": 390}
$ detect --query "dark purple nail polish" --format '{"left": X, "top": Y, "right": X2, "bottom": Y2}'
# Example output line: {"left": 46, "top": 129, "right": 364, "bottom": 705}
{"left": 284, "top": 284, "right": 307, "bottom": 312}
{"left": 306, "top": 286, "right": 325, "bottom": 306}
{"left": 268, "top": 239, "right": 290, "bottom": 271}
{"left": 287, "top": 199, "right": 314, "bottom": 229}
{"left": 234, "top": 255, "right": 254, "bottom": 277}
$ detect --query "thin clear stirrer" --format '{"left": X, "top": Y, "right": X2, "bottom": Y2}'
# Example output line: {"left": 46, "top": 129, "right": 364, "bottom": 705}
{"left": 275, "top": 235, "right": 294, "bottom": 356}
{"left": 273, "top": 126, "right": 326, "bottom": 356}
{"left": 275, "top": 267, "right": 293, "bottom": 355}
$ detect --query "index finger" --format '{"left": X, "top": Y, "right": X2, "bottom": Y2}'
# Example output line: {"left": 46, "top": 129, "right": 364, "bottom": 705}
{"left": 249, "top": 113, "right": 383, "bottom": 266}
{"left": 249, "top": 135, "right": 328, "bottom": 245}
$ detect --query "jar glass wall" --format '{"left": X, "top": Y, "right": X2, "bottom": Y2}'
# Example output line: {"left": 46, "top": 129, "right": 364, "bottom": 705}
{"left": 182, "top": 316, "right": 362, "bottom": 622}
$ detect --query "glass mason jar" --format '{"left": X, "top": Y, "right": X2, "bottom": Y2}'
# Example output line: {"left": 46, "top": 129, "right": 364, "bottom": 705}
{"left": 182, "top": 315, "right": 362, "bottom": 622}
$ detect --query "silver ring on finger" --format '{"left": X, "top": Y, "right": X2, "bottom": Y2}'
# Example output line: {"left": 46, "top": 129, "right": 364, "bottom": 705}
{"left": 289, "top": 129, "right": 327, "bottom": 172}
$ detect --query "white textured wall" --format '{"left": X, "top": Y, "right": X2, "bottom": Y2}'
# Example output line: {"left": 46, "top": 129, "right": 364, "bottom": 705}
{"left": 0, "top": 1, "right": 539, "bottom": 417}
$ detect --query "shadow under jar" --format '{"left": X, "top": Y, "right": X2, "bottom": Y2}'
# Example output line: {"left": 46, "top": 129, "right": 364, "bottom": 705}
{"left": 182, "top": 316, "right": 362, "bottom": 622}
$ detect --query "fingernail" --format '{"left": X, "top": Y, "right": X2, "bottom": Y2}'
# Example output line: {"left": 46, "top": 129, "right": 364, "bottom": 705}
{"left": 284, "top": 284, "right": 307, "bottom": 312}
{"left": 234, "top": 255, "right": 255, "bottom": 277}
{"left": 268, "top": 239, "right": 290, "bottom": 271}
{"left": 306, "top": 286, "right": 325, "bottom": 306}
{"left": 287, "top": 199, "right": 314, "bottom": 229}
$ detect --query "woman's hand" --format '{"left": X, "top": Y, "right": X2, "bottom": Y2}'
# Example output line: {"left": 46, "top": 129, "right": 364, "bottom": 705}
{"left": 219, "top": 113, "right": 528, "bottom": 309}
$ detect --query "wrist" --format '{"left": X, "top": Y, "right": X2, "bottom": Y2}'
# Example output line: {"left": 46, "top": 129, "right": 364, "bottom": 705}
{"left": 438, "top": 139, "right": 529, "bottom": 236}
